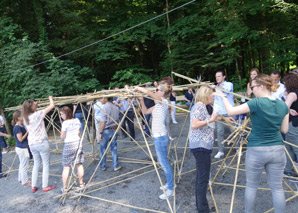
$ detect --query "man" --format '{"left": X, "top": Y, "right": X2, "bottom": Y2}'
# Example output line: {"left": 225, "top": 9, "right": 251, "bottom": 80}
{"left": 116, "top": 84, "right": 135, "bottom": 140}
{"left": 184, "top": 88, "right": 195, "bottom": 109}
{"left": 98, "top": 97, "right": 121, "bottom": 171}
{"left": 93, "top": 98, "right": 104, "bottom": 143}
{"left": 214, "top": 71, "right": 235, "bottom": 159}
{"left": 270, "top": 70, "right": 286, "bottom": 101}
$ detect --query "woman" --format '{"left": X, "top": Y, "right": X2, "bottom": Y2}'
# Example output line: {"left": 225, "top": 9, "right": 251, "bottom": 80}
{"left": 135, "top": 81, "right": 174, "bottom": 200}
{"left": 246, "top": 68, "right": 259, "bottom": 98}
{"left": 12, "top": 110, "right": 31, "bottom": 186}
{"left": 59, "top": 106, "right": 84, "bottom": 193}
{"left": 189, "top": 86, "right": 217, "bottom": 212}
{"left": 22, "top": 96, "right": 56, "bottom": 193}
{"left": 283, "top": 73, "right": 298, "bottom": 177}
{"left": 214, "top": 74, "right": 289, "bottom": 212}
{"left": 185, "top": 88, "right": 195, "bottom": 109}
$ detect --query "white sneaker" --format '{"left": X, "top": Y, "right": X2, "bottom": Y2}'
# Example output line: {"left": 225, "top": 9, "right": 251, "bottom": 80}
{"left": 159, "top": 189, "right": 174, "bottom": 200}
{"left": 173, "top": 121, "right": 178, "bottom": 124}
{"left": 159, "top": 184, "right": 176, "bottom": 190}
{"left": 214, "top": 152, "right": 224, "bottom": 159}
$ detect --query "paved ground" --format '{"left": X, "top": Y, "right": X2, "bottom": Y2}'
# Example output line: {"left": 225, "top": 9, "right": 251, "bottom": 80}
{"left": 1, "top": 112, "right": 298, "bottom": 212}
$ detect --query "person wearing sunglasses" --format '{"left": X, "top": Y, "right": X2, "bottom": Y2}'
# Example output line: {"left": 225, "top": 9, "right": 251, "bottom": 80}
{"left": 135, "top": 81, "right": 174, "bottom": 200}
{"left": 214, "top": 74, "right": 289, "bottom": 213}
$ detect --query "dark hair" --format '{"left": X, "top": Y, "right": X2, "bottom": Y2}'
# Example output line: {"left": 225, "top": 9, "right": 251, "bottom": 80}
{"left": 216, "top": 70, "right": 225, "bottom": 77}
{"left": 283, "top": 73, "right": 298, "bottom": 93}
{"left": 107, "top": 97, "right": 113, "bottom": 102}
{"left": 11, "top": 110, "right": 22, "bottom": 126}
{"left": 254, "top": 74, "right": 277, "bottom": 92}
{"left": 59, "top": 106, "right": 73, "bottom": 120}
{"left": 22, "top": 99, "right": 35, "bottom": 125}
{"left": 270, "top": 69, "right": 281, "bottom": 77}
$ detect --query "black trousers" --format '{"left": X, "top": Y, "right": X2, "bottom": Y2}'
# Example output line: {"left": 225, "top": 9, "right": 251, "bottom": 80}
{"left": 192, "top": 151, "right": 211, "bottom": 213}
{"left": 120, "top": 110, "right": 135, "bottom": 139}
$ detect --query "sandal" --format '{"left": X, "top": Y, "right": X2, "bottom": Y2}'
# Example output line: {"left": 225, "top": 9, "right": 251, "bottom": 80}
{"left": 42, "top": 185, "right": 56, "bottom": 192}
{"left": 32, "top": 187, "right": 38, "bottom": 193}
{"left": 23, "top": 181, "right": 31, "bottom": 187}
{"left": 79, "top": 182, "right": 85, "bottom": 189}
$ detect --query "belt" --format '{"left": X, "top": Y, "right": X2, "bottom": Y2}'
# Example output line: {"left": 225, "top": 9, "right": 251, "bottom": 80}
{"left": 104, "top": 126, "right": 117, "bottom": 130}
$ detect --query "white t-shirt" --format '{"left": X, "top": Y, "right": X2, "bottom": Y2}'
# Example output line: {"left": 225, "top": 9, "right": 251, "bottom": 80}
{"left": 271, "top": 82, "right": 286, "bottom": 101}
{"left": 61, "top": 118, "right": 81, "bottom": 143}
{"left": 0, "top": 115, "right": 5, "bottom": 127}
{"left": 151, "top": 98, "right": 168, "bottom": 137}
{"left": 25, "top": 110, "right": 47, "bottom": 146}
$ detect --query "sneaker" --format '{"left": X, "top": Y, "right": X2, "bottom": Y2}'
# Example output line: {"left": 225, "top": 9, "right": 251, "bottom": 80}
{"left": 2, "top": 151, "right": 8, "bottom": 154}
{"left": 159, "top": 189, "right": 174, "bottom": 200}
{"left": 214, "top": 152, "right": 224, "bottom": 159}
{"left": 236, "top": 150, "right": 243, "bottom": 157}
{"left": 42, "top": 185, "right": 56, "bottom": 192}
{"left": 0, "top": 174, "right": 7, "bottom": 179}
{"left": 114, "top": 166, "right": 122, "bottom": 171}
{"left": 173, "top": 121, "right": 178, "bottom": 124}
{"left": 159, "top": 184, "right": 177, "bottom": 190}
{"left": 101, "top": 167, "right": 106, "bottom": 171}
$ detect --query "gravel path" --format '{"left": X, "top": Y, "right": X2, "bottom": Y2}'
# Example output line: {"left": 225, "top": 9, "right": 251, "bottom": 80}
{"left": 1, "top": 113, "right": 297, "bottom": 212}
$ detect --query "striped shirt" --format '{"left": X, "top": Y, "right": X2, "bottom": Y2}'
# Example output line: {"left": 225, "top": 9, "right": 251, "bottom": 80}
{"left": 151, "top": 98, "right": 168, "bottom": 137}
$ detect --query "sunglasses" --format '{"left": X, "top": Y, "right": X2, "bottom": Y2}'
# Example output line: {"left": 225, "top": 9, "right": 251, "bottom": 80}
{"left": 250, "top": 85, "right": 260, "bottom": 90}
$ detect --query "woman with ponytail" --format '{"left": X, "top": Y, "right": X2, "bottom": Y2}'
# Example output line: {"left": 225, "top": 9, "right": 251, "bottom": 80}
{"left": 135, "top": 81, "right": 174, "bottom": 200}
{"left": 12, "top": 110, "right": 30, "bottom": 186}
{"left": 214, "top": 74, "right": 289, "bottom": 212}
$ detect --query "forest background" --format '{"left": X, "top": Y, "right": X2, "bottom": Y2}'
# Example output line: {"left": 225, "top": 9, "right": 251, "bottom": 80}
{"left": 0, "top": 0, "right": 297, "bottom": 111}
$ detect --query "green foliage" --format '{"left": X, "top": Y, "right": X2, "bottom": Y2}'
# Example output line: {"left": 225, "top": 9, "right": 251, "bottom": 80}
{"left": 6, "top": 137, "right": 16, "bottom": 147}
{"left": 110, "top": 68, "right": 153, "bottom": 88}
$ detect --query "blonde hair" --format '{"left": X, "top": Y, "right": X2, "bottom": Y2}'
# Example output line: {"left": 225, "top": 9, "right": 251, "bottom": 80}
{"left": 196, "top": 86, "right": 214, "bottom": 104}
{"left": 159, "top": 80, "right": 172, "bottom": 98}
{"left": 22, "top": 99, "right": 35, "bottom": 125}
{"left": 254, "top": 74, "right": 277, "bottom": 92}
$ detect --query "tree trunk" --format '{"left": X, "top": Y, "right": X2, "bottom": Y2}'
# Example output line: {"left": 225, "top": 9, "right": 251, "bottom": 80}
{"left": 165, "top": 0, "right": 174, "bottom": 74}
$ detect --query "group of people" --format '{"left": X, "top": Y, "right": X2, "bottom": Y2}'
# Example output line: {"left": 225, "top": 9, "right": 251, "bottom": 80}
{"left": 0, "top": 67, "right": 298, "bottom": 212}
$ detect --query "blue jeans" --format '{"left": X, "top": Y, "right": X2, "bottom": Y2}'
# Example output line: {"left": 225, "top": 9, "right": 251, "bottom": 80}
{"left": 245, "top": 145, "right": 286, "bottom": 213}
{"left": 0, "top": 127, "right": 7, "bottom": 149}
{"left": 285, "top": 122, "right": 298, "bottom": 173}
{"left": 120, "top": 110, "right": 135, "bottom": 139}
{"left": 75, "top": 112, "right": 84, "bottom": 133}
{"left": 0, "top": 150, "right": 2, "bottom": 176}
{"left": 154, "top": 135, "right": 173, "bottom": 190}
{"left": 193, "top": 151, "right": 211, "bottom": 212}
{"left": 186, "top": 101, "right": 194, "bottom": 110}
{"left": 144, "top": 114, "right": 151, "bottom": 135}
{"left": 100, "top": 129, "right": 119, "bottom": 169}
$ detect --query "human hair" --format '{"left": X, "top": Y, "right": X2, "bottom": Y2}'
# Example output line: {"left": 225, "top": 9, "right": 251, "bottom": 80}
{"left": 250, "top": 68, "right": 259, "bottom": 78}
{"left": 270, "top": 69, "right": 281, "bottom": 77}
{"left": 283, "top": 73, "right": 298, "bottom": 93}
{"left": 59, "top": 106, "right": 73, "bottom": 120}
{"left": 196, "top": 86, "right": 215, "bottom": 104}
{"left": 11, "top": 110, "right": 22, "bottom": 126}
{"left": 290, "top": 67, "right": 298, "bottom": 75}
{"left": 216, "top": 70, "right": 225, "bottom": 77}
{"left": 22, "top": 99, "right": 35, "bottom": 125}
{"left": 254, "top": 74, "right": 277, "bottom": 92}
{"left": 159, "top": 80, "right": 172, "bottom": 98}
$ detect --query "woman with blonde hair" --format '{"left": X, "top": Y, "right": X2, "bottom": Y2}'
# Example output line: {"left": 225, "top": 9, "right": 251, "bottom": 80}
{"left": 189, "top": 86, "right": 217, "bottom": 212}
{"left": 214, "top": 74, "right": 289, "bottom": 212}
{"left": 135, "top": 81, "right": 174, "bottom": 200}
{"left": 246, "top": 68, "right": 260, "bottom": 98}
{"left": 22, "top": 96, "right": 56, "bottom": 193}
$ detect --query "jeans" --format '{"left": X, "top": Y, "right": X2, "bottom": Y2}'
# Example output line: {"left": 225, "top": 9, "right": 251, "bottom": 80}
{"left": 16, "top": 147, "right": 30, "bottom": 184}
{"left": 154, "top": 135, "right": 173, "bottom": 190}
{"left": 75, "top": 112, "right": 84, "bottom": 133}
{"left": 216, "top": 116, "right": 234, "bottom": 153}
{"left": 120, "top": 110, "right": 135, "bottom": 139}
{"left": 193, "top": 151, "right": 211, "bottom": 213}
{"left": 0, "top": 127, "right": 7, "bottom": 149}
{"left": 245, "top": 145, "right": 286, "bottom": 213}
{"left": 285, "top": 122, "right": 298, "bottom": 173}
{"left": 144, "top": 114, "right": 151, "bottom": 135}
{"left": 0, "top": 150, "right": 2, "bottom": 176}
{"left": 186, "top": 101, "right": 194, "bottom": 110}
{"left": 100, "top": 129, "right": 119, "bottom": 169}
{"left": 30, "top": 139, "right": 50, "bottom": 188}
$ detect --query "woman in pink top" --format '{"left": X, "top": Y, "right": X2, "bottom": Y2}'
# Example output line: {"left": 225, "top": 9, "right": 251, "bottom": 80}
{"left": 22, "top": 96, "right": 56, "bottom": 193}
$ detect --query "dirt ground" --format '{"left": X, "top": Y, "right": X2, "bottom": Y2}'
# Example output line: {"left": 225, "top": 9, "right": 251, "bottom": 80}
{"left": 1, "top": 113, "right": 298, "bottom": 213}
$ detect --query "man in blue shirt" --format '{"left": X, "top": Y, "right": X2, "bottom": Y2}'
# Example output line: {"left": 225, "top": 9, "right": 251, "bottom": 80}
{"left": 213, "top": 71, "right": 235, "bottom": 158}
